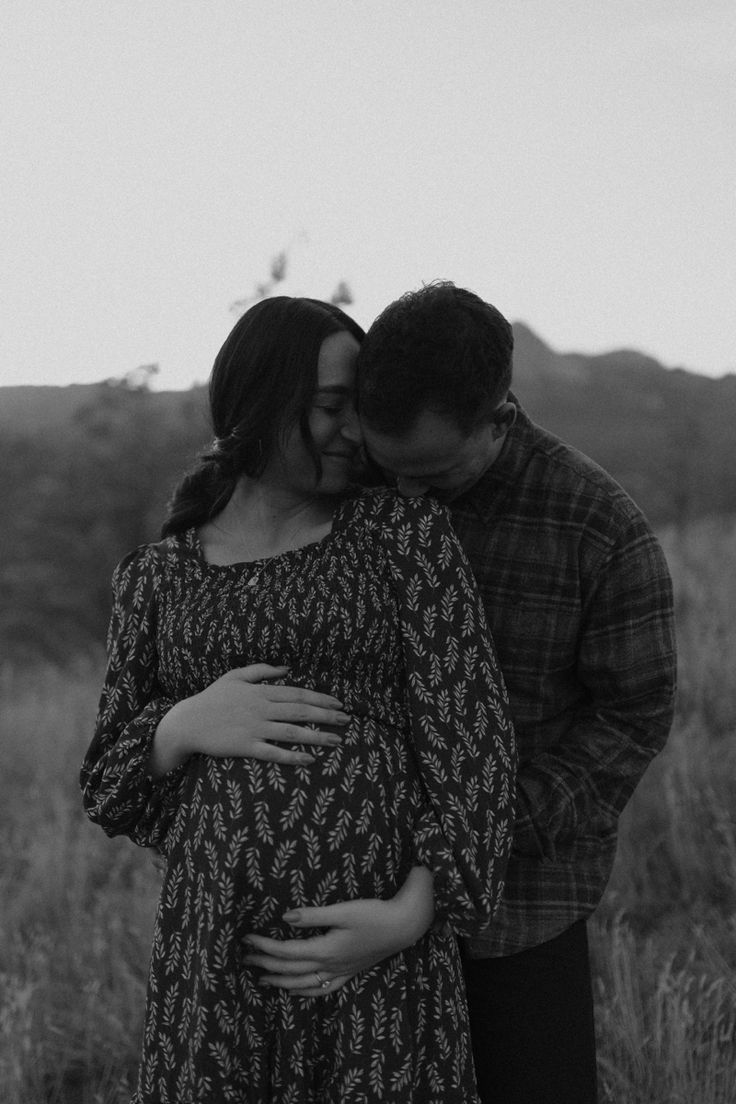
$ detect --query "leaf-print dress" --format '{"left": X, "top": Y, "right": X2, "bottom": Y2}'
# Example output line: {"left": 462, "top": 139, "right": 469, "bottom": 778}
{"left": 81, "top": 488, "right": 516, "bottom": 1104}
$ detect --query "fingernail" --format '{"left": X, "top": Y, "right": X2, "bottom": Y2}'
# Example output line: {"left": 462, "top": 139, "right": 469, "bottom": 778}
{"left": 298, "top": 754, "right": 316, "bottom": 764}
{"left": 283, "top": 910, "right": 300, "bottom": 923}
{"left": 326, "top": 735, "right": 342, "bottom": 746}
{"left": 335, "top": 713, "right": 351, "bottom": 723}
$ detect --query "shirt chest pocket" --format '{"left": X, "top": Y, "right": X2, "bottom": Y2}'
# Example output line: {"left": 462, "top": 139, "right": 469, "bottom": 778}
{"left": 489, "top": 586, "right": 581, "bottom": 676}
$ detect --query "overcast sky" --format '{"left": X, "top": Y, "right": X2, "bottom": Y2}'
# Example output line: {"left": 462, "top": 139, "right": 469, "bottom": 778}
{"left": 2, "top": 0, "right": 734, "bottom": 389}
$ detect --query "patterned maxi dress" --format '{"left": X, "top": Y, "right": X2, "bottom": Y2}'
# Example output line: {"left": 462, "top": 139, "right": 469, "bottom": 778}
{"left": 81, "top": 488, "right": 516, "bottom": 1104}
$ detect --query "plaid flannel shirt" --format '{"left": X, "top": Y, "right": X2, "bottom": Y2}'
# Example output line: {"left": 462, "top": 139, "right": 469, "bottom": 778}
{"left": 451, "top": 399, "right": 677, "bottom": 956}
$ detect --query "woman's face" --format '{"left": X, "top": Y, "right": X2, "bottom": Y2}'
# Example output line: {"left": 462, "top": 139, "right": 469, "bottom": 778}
{"left": 269, "top": 330, "right": 363, "bottom": 496}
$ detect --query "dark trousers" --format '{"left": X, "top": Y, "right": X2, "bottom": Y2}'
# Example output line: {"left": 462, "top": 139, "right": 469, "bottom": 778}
{"left": 461, "top": 920, "right": 598, "bottom": 1104}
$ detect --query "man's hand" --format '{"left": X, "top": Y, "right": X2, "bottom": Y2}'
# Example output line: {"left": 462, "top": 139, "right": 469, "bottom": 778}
{"left": 243, "top": 867, "right": 435, "bottom": 996}
{"left": 150, "top": 664, "right": 350, "bottom": 776}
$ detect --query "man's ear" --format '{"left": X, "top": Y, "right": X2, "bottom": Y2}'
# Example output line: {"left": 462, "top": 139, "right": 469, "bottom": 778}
{"left": 491, "top": 401, "right": 517, "bottom": 439}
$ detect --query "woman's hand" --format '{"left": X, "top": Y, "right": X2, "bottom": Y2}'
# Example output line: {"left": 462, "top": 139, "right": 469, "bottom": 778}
{"left": 149, "top": 664, "right": 350, "bottom": 777}
{"left": 243, "top": 867, "right": 435, "bottom": 996}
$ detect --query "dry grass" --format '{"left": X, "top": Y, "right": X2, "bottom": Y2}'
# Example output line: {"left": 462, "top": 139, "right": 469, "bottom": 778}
{"left": 2, "top": 516, "right": 735, "bottom": 1101}
{"left": 591, "top": 715, "right": 736, "bottom": 1103}
{"left": 594, "top": 921, "right": 736, "bottom": 1104}
{"left": 590, "top": 516, "right": 736, "bottom": 1103}
{"left": 0, "top": 663, "right": 157, "bottom": 1103}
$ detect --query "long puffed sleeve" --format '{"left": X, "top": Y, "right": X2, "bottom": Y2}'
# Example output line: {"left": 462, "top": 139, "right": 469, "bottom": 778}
{"left": 80, "top": 545, "right": 185, "bottom": 850}
{"left": 373, "top": 492, "right": 517, "bottom": 935}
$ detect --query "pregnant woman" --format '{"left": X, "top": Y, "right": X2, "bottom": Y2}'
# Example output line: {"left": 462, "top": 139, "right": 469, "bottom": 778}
{"left": 80, "top": 295, "right": 516, "bottom": 1104}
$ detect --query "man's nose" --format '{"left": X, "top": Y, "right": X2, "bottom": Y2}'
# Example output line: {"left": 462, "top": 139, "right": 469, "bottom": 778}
{"left": 396, "top": 476, "right": 430, "bottom": 497}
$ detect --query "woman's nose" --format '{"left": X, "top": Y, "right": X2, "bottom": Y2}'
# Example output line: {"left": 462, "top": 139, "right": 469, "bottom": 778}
{"left": 340, "top": 402, "right": 363, "bottom": 445}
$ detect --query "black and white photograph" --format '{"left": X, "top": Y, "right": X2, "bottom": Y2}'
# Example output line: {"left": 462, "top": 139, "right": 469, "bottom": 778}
{"left": 2, "top": 3, "right": 734, "bottom": 1102}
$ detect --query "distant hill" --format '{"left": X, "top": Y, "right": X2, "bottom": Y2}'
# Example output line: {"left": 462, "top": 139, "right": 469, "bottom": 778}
{"left": 510, "top": 324, "right": 736, "bottom": 523}
{"left": 3, "top": 323, "right": 733, "bottom": 523}
{"left": 2, "top": 326, "right": 735, "bottom": 663}
{"left": 0, "top": 381, "right": 207, "bottom": 433}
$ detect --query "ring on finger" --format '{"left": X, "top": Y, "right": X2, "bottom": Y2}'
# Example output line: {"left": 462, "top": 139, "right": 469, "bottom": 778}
{"left": 314, "top": 971, "right": 330, "bottom": 989}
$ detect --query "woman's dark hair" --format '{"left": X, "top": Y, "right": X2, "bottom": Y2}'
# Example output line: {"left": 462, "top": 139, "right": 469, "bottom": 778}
{"left": 162, "top": 297, "right": 364, "bottom": 536}
{"left": 357, "top": 281, "right": 513, "bottom": 436}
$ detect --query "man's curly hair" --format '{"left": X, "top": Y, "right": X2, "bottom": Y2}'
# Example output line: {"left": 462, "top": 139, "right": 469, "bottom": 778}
{"left": 357, "top": 282, "right": 513, "bottom": 435}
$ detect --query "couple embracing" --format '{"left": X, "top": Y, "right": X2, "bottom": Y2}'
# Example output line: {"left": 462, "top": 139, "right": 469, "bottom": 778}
{"left": 82, "top": 283, "right": 676, "bottom": 1104}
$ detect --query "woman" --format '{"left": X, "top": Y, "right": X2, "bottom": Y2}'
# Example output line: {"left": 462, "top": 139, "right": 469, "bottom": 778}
{"left": 81, "top": 296, "right": 516, "bottom": 1104}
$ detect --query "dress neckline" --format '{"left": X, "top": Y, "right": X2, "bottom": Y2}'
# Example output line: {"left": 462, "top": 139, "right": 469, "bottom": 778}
{"left": 185, "top": 527, "right": 337, "bottom": 570}
{"left": 184, "top": 495, "right": 354, "bottom": 570}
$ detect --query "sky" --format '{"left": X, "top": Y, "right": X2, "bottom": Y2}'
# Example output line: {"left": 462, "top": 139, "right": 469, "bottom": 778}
{"left": 1, "top": 0, "right": 734, "bottom": 390}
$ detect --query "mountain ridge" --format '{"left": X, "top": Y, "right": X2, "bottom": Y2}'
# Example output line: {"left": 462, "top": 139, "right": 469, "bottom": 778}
{"left": 2, "top": 323, "right": 733, "bottom": 662}
{"left": 2, "top": 323, "right": 734, "bottom": 526}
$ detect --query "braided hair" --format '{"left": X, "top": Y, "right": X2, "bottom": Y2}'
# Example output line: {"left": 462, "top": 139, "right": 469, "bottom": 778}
{"left": 161, "top": 297, "right": 365, "bottom": 537}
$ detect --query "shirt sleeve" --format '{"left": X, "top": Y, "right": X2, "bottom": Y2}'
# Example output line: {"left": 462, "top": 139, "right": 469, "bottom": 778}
{"left": 513, "top": 517, "right": 677, "bottom": 860}
{"left": 80, "top": 545, "right": 186, "bottom": 850}
{"left": 374, "top": 492, "right": 517, "bottom": 935}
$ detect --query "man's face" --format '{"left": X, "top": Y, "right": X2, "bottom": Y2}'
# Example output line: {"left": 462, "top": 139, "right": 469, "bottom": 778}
{"left": 361, "top": 408, "right": 502, "bottom": 500}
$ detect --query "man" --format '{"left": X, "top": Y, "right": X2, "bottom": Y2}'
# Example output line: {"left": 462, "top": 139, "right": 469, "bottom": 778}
{"left": 239, "top": 283, "right": 677, "bottom": 1102}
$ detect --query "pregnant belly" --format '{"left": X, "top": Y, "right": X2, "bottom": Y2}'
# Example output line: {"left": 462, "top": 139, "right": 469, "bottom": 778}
{"left": 163, "top": 723, "right": 418, "bottom": 936}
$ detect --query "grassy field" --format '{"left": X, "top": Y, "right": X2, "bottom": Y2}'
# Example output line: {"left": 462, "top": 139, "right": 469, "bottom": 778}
{"left": 2, "top": 516, "right": 735, "bottom": 1103}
